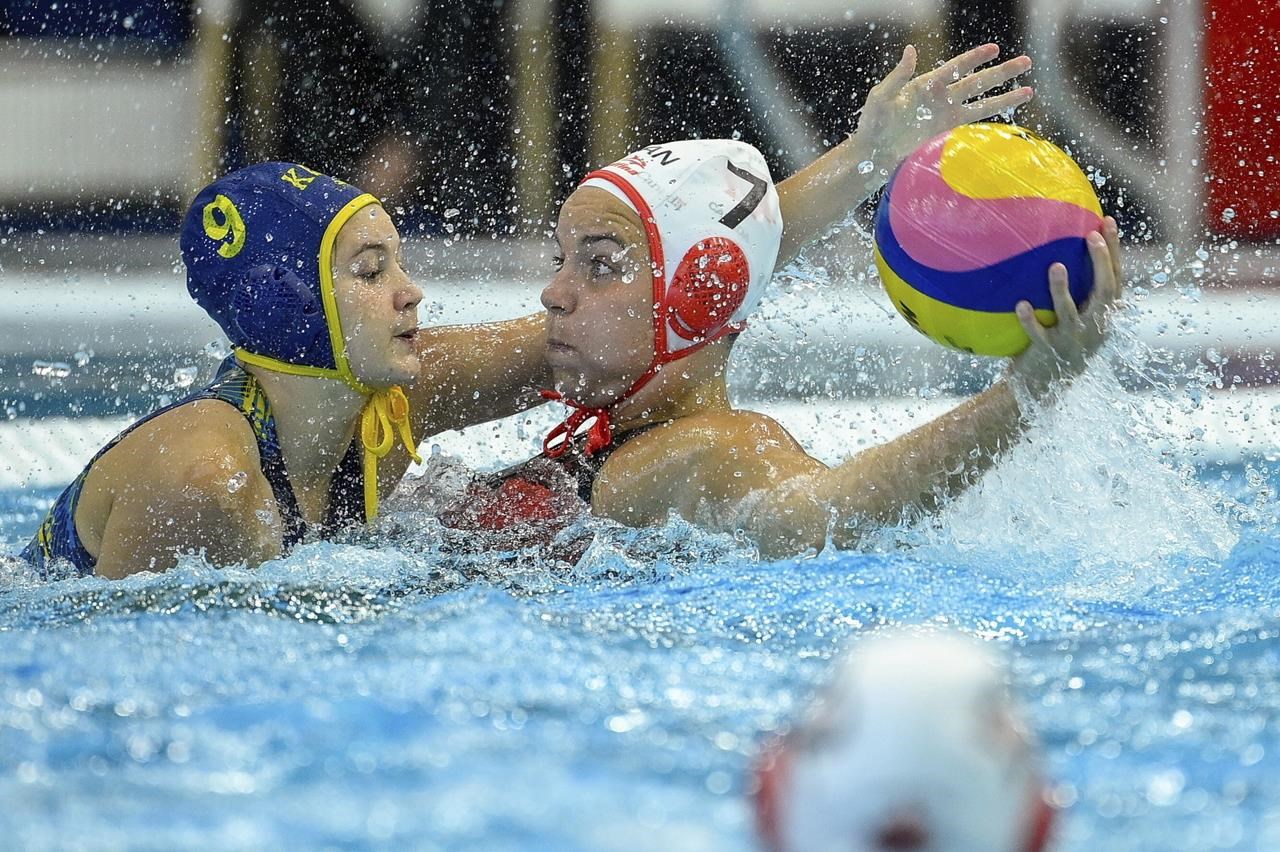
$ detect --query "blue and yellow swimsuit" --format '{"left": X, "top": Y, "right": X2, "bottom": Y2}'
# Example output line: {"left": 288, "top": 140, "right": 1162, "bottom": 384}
{"left": 21, "top": 358, "right": 363, "bottom": 579}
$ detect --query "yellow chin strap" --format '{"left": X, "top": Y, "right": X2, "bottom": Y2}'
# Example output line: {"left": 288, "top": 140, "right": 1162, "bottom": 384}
{"left": 358, "top": 385, "right": 422, "bottom": 522}
{"left": 235, "top": 192, "right": 423, "bottom": 524}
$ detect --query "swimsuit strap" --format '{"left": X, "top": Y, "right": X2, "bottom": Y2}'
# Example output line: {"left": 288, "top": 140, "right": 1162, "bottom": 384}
{"left": 203, "top": 362, "right": 306, "bottom": 548}
{"left": 209, "top": 359, "right": 367, "bottom": 537}
{"left": 487, "top": 421, "right": 664, "bottom": 504}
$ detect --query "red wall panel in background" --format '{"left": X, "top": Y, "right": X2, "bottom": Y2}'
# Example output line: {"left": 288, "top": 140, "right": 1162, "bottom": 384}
{"left": 1204, "top": 0, "right": 1280, "bottom": 240}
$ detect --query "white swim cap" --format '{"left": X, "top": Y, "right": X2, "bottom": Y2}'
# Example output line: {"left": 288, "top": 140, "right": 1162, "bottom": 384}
{"left": 580, "top": 139, "right": 782, "bottom": 362}
{"left": 755, "top": 631, "right": 1054, "bottom": 852}
{"left": 542, "top": 140, "right": 783, "bottom": 459}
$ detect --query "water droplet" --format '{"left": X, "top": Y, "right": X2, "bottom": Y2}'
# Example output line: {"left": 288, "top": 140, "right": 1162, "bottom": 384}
{"left": 226, "top": 472, "right": 248, "bottom": 494}
{"left": 31, "top": 361, "right": 71, "bottom": 379}
{"left": 1221, "top": 207, "right": 1237, "bottom": 223}
{"left": 857, "top": 159, "right": 875, "bottom": 175}
{"left": 73, "top": 349, "right": 92, "bottom": 367}
{"left": 1091, "top": 170, "right": 1108, "bottom": 188}
{"left": 621, "top": 272, "right": 636, "bottom": 284}
{"left": 203, "top": 340, "right": 232, "bottom": 360}
{"left": 1146, "top": 768, "right": 1185, "bottom": 807}
{"left": 915, "top": 105, "right": 933, "bottom": 121}
{"left": 172, "top": 366, "right": 198, "bottom": 388}
{"left": 444, "top": 208, "right": 461, "bottom": 219}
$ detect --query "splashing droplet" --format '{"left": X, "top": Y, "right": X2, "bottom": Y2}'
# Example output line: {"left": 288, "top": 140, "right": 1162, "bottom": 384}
{"left": 203, "top": 340, "right": 231, "bottom": 360}
{"left": 227, "top": 472, "right": 248, "bottom": 494}
{"left": 857, "top": 160, "right": 875, "bottom": 175}
{"left": 916, "top": 106, "right": 933, "bottom": 121}
{"left": 31, "top": 361, "right": 71, "bottom": 379}
{"left": 173, "top": 366, "right": 198, "bottom": 388}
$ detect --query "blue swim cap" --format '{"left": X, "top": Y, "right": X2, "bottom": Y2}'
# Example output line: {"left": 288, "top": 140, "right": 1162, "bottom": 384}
{"left": 180, "top": 162, "right": 379, "bottom": 384}
{"left": 180, "top": 162, "right": 422, "bottom": 524}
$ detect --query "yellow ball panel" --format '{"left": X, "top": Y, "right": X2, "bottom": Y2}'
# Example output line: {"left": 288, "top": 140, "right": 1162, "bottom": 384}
{"left": 874, "top": 245, "right": 1057, "bottom": 358}
{"left": 938, "top": 124, "right": 1104, "bottom": 217}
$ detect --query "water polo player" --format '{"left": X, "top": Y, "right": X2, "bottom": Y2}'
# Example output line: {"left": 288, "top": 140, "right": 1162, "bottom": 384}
{"left": 439, "top": 136, "right": 1123, "bottom": 557}
{"left": 23, "top": 43, "right": 1035, "bottom": 577}
{"left": 22, "top": 165, "right": 437, "bottom": 577}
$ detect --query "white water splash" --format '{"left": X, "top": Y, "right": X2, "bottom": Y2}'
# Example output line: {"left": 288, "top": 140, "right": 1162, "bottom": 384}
{"left": 898, "top": 350, "right": 1239, "bottom": 600}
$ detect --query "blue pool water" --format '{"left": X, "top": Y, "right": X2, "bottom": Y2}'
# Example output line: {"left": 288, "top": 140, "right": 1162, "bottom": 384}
{"left": 1, "top": 449, "right": 1278, "bottom": 849}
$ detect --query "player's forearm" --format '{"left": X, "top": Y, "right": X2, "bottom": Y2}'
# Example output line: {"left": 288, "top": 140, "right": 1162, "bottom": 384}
{"left": 413, "top": 312, "right": 552, "bottom": 432}
{"left": 774, "top": 132, "right": 888, "bottom": 267}
{"left": 818, "top": 380, "right": 1027, "bottom": 540}
{"left": 459, "top": 312, "right": 553, "bottom": 421}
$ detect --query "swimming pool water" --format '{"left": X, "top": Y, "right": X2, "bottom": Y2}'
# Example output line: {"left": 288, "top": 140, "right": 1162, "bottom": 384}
{"left": 1, "top": 454, "right": 1278, "bottom": 851}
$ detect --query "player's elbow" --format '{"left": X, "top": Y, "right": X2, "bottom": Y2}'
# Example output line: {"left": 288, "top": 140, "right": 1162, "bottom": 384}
{"left": 736, "top": 485, "right": 833, "bottom": 559}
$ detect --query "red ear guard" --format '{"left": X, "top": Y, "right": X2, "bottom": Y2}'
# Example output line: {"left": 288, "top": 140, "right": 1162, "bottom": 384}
{"left": 663, "top": 236, "right": 750, "bottom": 342}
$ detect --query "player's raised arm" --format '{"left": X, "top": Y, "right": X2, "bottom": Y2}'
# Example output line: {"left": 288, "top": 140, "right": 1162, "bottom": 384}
{"left": 775, "top": 43, "right": 1034, "bottom": 265}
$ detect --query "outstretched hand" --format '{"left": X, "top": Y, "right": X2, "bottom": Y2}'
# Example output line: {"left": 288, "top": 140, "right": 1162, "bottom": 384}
{"left": 1011, "top": 216, "right": 1124, "bottom": 398}
{"left": 855, "top": 43, "right": 1034, "bottom": 173}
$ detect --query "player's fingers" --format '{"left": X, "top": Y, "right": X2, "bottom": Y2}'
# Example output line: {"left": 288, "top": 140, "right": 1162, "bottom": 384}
{"left": 948, "top": 55, "right": 1032, "bottom": 102}
{"left": 1103, "top": 216, "right": 1123, "bottom": 294}
{"left": 877, "top": 44, "right": 918, "bottom": 95}
{"left": 964, "top": 87, "right": 1034, "bottom": 119}
{"left": 1016, "top": 299, "right": 1053, "bottom": 348}
{"left": 932, "top": 43, "right": 1001, "bottom": 85}
{"left": 1049, "top": 260, "right": 1081, "bottom": 326}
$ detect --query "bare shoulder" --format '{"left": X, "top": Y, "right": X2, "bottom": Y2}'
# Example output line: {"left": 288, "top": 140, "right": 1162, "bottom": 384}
{"left": 594, "top": 408, "right": 824, "bottom": 525}
{"left": 609, "top": 408, "right": 811, "bottom": 469}
{"left": 76, "top": 399, "right": 276, "bottom": 568}
{"left": 87, "top": 399, "right": 265, "bottom": 498}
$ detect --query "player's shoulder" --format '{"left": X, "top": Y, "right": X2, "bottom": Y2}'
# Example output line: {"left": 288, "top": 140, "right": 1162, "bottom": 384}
{"left": 647, "top": 408, "right": 807, "bottom": 461}
{"left": 603, "top": 407, "right": 814, "bottom": 483}
{"left": 94, "top": 398, "right": 263, "bottom": 496}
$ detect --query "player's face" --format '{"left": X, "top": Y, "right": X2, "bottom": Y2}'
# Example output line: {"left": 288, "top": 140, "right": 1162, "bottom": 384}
{"left": 331, "top": 204, "right": 423, "bottom": 387}
{"left": 540, "top": 187, "right": 655, "bottom": 407}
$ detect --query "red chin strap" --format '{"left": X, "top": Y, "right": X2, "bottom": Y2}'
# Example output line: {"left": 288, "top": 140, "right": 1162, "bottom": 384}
{"left": 752, "top": 737, "right": 790, "bottom": 852}
{"left": 541, "top": 389, "right": 614, "bottom": 458}
{"left": 539, "top": 333, "right": 730, "bottom": 459}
